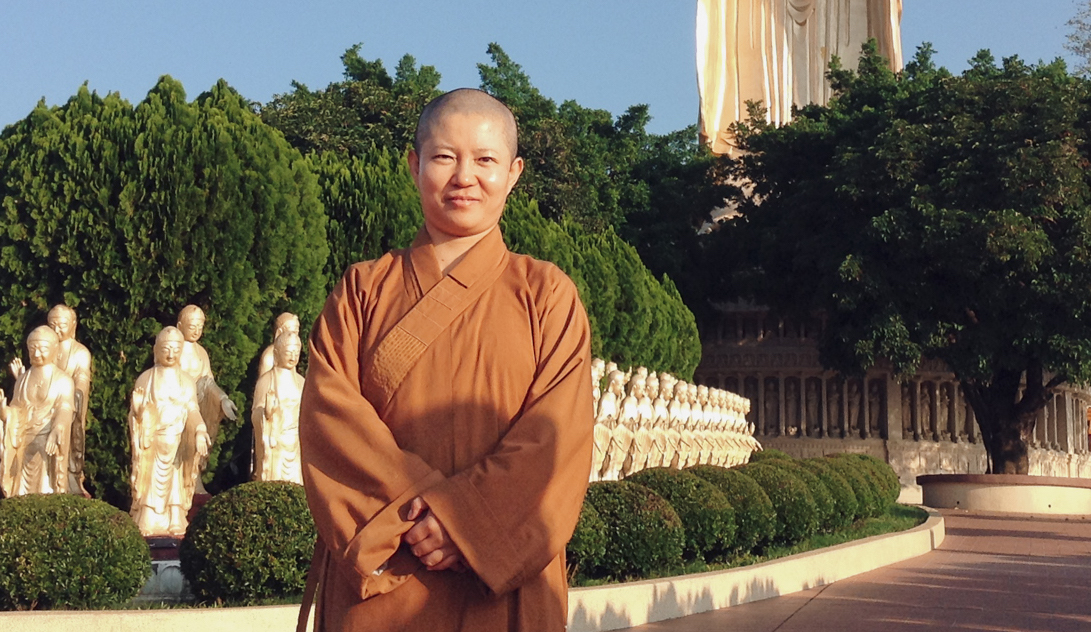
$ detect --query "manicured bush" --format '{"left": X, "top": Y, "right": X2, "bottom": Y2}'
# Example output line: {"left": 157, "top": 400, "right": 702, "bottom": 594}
{"left": 0, "top": 494, "right": 150, "bottom": 610}
{"left": 738, "top": 463, "right": 818, "bottom": 545}
{"left": 823, "top": 456, "right": 882, "bottom": 519}
{"left": 800, "top": 458, "right": 858, "bottom": 531}
{"left": 180, "top": 481, "right": 316, "bottom": 603}
{"left": 688, "top": 465, "right": 776, "bottom": 553}
{"left": 747, "top": 448, "right": 793, "bottom": 463}
{"left": 836, "top": 453, "right": 901, "bottom": 505}
{"left": 770, "top": 460, "right": 837, "bottom": 534}
{"left": 627, "top": 468, "right": 737, "bottom": 562}
{"left": 566, "top": 500, "right": 608, "bottom": 582}
{"left": 584, "top": 481, "right": 685, "bottom": 579}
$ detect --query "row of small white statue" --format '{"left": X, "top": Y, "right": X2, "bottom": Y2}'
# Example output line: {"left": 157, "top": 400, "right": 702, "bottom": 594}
{"left": 0, "top": 305, "right": 304, "bottom": 538}
{"left": 589, "top": 359, "right": 760, "bottom": 482}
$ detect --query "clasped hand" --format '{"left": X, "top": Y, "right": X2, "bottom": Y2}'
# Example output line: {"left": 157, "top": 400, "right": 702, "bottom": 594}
{"left": 403, "top": 497, "right": 466, "bottom": 572}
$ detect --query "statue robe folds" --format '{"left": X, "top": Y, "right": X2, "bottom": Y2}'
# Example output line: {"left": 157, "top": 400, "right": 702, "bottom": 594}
{"left": 129, "top": 368, "right": 203, "bottom": 536}
{"left": 253, "top": 367, "right": 305, "bottom": 484}
{"left": 1, "top": 369, "right": 75, "bottom": 497}
{"left": 299, "top": 227, "right": 593, "bottom": 632}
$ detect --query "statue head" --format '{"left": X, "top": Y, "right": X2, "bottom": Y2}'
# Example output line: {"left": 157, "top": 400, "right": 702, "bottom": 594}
{"left": 154, "top": 326, "right": 186, "bottom": 368}
{"left": 628, "top": 375, "right": 646, "bottom": 399}
{"left": 591, "top": 357, "right": 606, "bottom": 382}
{"left": 26, "top": 326, "right": 60, "bottom": 367}
{"left": 274, "top": 312, "right": 300, "bottom": 338}
{"left": 674, "top": 381, "right": 688, "bottom": 403}
{"left": 47, "top": 304, "right": 77, "bottom": 341}
{"left": 607, "top": 370, "right": 625, "bottom": 396}
{"left": 177, "top": 305, "right": 205, "bottom": 343}
{"left": 697, "top": 384, "right": 709, "bottom": 404}
{"left": 273, "top": 331, "right": 302, "bottom": 370}
{"left": 646, "top": 375, "right": 659, "bottom": 398}
{"left": 605, "top": 361, "right": 618, "bottom": 374}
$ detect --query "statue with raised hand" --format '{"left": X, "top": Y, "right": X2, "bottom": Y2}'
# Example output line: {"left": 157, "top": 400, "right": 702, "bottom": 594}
{"left": 0, "top": 326, "right": 76, "bottom": 497}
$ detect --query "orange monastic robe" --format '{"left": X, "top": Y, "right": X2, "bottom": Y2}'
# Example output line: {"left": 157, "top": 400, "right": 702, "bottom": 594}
{"left": 299, "top": 227, "right": 594, "bottom": 631}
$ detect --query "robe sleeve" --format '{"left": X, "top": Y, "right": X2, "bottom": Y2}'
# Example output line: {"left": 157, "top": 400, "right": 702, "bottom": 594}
{"left": 300, "top": 265, "right": 445, "bottom": 599}
{"left": 419, "top": 271, "right": 594, "bottom": 595}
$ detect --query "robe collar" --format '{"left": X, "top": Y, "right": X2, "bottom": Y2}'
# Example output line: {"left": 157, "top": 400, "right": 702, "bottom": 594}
{"left": 407, "top": 225, "right": 509, "bottom": 297}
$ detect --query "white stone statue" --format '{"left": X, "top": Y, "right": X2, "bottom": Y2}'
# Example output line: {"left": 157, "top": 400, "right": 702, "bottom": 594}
{"left": 258, "top": 312, "right": 301, "bottom": 377}
{"left": 670, "top": 382, "right": 693, "bottom": 469}
{"left": 602, "top": 371, "right": 634, "bottom": 481}
{"left": 129, "top": 327, "right": 211, "bottom": 536}
{"left": 697, "top": 0, "right": 904, "bottom": 155}
{"left": 176, "top": 305, "right": 237, "bottom": 491}
{"left": 252, "top": 332, "right": 305, "bottom": 484}
{"left": 623, "top": 376, "right": 654, "bottom": 477}
{"left": 592, "top": 370, "right": 625, "bottom": 481}
{"left": 0, "top": 327, "right": 76, "bottom": 497}
{"left": 47, "top": 305, "right": 92, "bottom": 496}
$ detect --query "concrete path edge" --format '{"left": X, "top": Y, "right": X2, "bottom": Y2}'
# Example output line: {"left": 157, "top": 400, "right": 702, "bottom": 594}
{"left": 566, "top": 508, "right": 945, "bottom": 632}
{"left": 0, "top": 510, "right": 944, "bottom": 632}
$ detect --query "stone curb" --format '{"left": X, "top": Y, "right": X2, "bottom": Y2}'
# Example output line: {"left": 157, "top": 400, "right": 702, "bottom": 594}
{"left": 0, "top": 509, "right": 944, "bottom": 632}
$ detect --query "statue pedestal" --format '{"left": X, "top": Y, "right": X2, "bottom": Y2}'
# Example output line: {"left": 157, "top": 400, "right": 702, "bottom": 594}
{"left": 137, "top": 536, "right": 191, "bottom": 603}
{"left": 146, "top": 536, "right": 182, "bottom": 561}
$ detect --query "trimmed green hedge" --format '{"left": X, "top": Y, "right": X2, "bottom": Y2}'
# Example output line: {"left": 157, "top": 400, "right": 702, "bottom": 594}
{"left": 748, "top": 448, "right": 793, "bottom": 463}
{"left": 584, "top": 481, "right": 685, "bottom": 579}
{"left": 180, "top": 481, "right": 316, "bottom": 603}
{"left": 688, "top": 465, "right": 776, "bottom": 552}
{"left": 738, "top": 463, "right": 818, "bottom": 545}
{"left": 800, "top": 458, "right": 858, "bottom": 531}
{"left": 0, "top": 495, "right": 150, "bottom": 610}
{"left": 823, "top": 456, "right": 882, "bottom": 519}
{"left": 566, "top": 501, "right": 608, "bottom": 583}
{"left": 627, "top": 468, "right": 737, "bottom": 562}
{"left": 836, "top": 453, "right": 901, "bottom": 505}
{"left": 770, "top": 461, "right": 837, "bottom": 534}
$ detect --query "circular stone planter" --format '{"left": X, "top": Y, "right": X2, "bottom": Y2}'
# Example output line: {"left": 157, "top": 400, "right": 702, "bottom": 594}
{"left": 918, "top": 474, "right": 1091, "bottom": 515}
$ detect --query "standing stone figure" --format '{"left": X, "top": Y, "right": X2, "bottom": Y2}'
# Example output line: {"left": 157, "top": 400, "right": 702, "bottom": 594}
{"left": 176, "top": 305, "right": 238, "bottom": 491}
{"left": 258, "top": 312, "right": 301, "bottom": 377}
{"left": 252, "top": 332, "right": 306, "bottom": 484}
{"left": 697, "top": 0, "right": 903, "bottom": 155}
{"left": 0, "top": 327, "right": 76, "bottom": 497}
{"left": 129, "top": 327, "right": 211, "bottom": 536}
{"left": 47, "top": 305, "right": 92, "bottom": 496}
{"left": 592, "top": 370, "right": 624, "bottom": 481}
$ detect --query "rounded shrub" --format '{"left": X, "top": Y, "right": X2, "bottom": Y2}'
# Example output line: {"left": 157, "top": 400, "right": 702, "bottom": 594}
{"left": 0, "top": 494, "right": 150, "bottom": 610}
{"left": 747, "top": 448, "right": 793, "bottom": 464}
{"left": 823, "top": 456, "right": 881, "bottom": 519}
{"left": 837, "top": 453, "right": 901, "bottom": 505}
{"left": 800, "top": 458, "right": 858, "bottom": 531}
{"left": 584, "top": 481, "right": 685, "bottom": 579}
{"left": 769, "top": 461, "right": 837, "bottom": 534}
{"left": 180, "top": 481, "right": 316, "bottom": 603}
{"left": 627, "top": 468, "right": 737, "bottom": 562}
{"left": 738, "top": 463, "right": 818, "bottom": 545}
{"left": 566, "top": 500, "right": 608, "bottom": 583}
{"left": 688, "top": 465, "right": 776, "bottom": 553}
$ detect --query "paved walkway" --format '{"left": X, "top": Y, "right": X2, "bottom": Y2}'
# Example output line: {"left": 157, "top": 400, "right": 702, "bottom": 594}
{"left": 621, "top": 510, "right": 1091, "bottom": 632}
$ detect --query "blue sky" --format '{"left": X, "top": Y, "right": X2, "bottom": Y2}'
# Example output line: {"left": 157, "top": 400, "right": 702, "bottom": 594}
{"left": 0, "top": 1, "right": 1083, "bottom": 135}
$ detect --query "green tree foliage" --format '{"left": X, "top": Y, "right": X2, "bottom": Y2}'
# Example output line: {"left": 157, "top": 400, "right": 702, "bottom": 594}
{"left": 502, "top": 196, "right": 701, "bottom": 376}
{"left": 308, "top": 148, "right": 420, "bottom": 286}
{"left": 261, "top": 45, "right": 442, "bottom": 157}
{"left": 722, "top": 41, "right": 1091, "bottom": 474}
{"left": 0, "top": 78, "right": 328, "bottom": 504}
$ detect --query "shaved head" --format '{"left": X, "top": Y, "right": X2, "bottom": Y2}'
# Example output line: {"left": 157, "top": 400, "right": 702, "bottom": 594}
{"left": 414, "top": 88, "right": 519, "bottom": 160}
